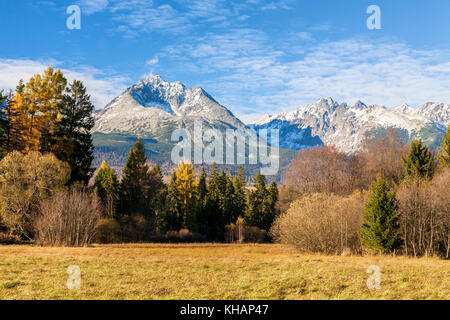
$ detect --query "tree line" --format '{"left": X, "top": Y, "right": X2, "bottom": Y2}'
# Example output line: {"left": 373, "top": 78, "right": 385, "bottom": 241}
{"left": 94, "top": 137, "right": 279, "bottom": 242}
{"left": 274, "top": 127, "right": 450, "bottom": 258}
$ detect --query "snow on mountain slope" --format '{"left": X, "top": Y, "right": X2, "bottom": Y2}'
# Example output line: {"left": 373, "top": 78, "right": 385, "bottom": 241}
{"left": 252, "top": 98, "right": 449, "bottom": 153}
{"left": 93, "top": 75, "right": 246, "bottom": 138}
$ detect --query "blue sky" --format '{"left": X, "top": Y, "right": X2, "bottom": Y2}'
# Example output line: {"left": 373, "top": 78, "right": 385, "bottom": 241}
{"left": 1, "top": 0, "right": 450, "bottom": 122}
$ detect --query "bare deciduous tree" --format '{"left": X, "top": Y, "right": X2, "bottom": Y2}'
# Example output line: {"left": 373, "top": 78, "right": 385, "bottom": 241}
{"left": 34, "top": 189, "right": 102, "bottom": 247}
{"left": 397, "top": 169, "right": 450, "bottom": 258}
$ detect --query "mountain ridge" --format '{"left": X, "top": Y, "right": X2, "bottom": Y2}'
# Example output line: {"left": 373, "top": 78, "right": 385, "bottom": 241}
{"left": 93, "top": 75, "right": 449, "bottom": 159}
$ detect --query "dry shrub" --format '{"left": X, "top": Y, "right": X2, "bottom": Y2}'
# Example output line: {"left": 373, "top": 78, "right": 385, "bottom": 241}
{"left": 119, "top": 214, "right": 154, "bottom": 242}
{"left": 397, "top": 169, "right": 450, "bottom": 258}
{"left": 95, "top": 218, "right": 121, "bottom": 244}
{"left": 271, "top": 192, "right": 365, "bottom": 254}
{"left": 165, "top": 229, "right": 206, "bottom": 243}
{"left": 225, "top": 225, "right": 268, "bottom": 243}
{"left": 34, "top": 189, "right": 101, "bottom": 247}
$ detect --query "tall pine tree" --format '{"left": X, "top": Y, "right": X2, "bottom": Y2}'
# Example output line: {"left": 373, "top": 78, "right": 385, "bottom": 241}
{"left": 94, "top": 161, "right": 120, "bottom": 218}
{"left": 167, "top": 170, "right": 182, "bottom": 231}
{"left": 359, "top": 173, "right": 402, "bottom": 254}
{"left": 58, "top": 80, "right": 95, "bottom": 184}
{"left": 120, "top": 138, "right": 150, "bottom": 216}
{"left": 195, "top": 168, "right": 209, "bottom": 235}
{"left": 402, "top": 139, "right": 435, "bottom": 180}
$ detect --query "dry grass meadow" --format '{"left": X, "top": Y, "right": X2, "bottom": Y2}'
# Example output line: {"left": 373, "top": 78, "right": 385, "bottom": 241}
{"left": 0, "top": 244, "right": 448, "bottom": 300}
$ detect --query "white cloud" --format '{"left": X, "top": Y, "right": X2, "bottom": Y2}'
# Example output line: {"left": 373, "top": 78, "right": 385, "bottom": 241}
{"left": 146, "top": 56, "right": 159, "bottom": 66}
{"left": 0, "top": 59, "right": 130, "bottom": 109}
{"left": 161, "top": 34, "right": 450, "bottom": 122}
{"left": 78, "top": 0, "right": 109, "bottom": 15}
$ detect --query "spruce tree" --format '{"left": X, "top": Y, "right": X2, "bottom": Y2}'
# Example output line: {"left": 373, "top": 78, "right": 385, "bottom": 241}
{"left": 263, "top": 181, "right": 279, "bottom": 231}
{"left": 232, "top": 165, "right": 247, "bottom": 221}
{"left": 167, "top": 170, "right": 182, "bottom": 231}
{"left": 120, "top": 138, "right": 150, "bottom": 215}
{"left": 205, "top": 163, "right": 224, "bottom": 241}
{"left": 148, "top": 165, "right": 168, "bottom": 233}
{"left": 196, "top": 168, "right": 209, "bottom": 235}
{"left": 0, "top": 91, "right": 8, "bottom": 157}
{"left": 359, "top": 173, "right": 402, "bottom": 254}
{"left": 437, "top": 125, "right": 450, "bottom": 170}
{"left": 402, "top": 139, "right": 435, "bottom": 180}
{"left": 245, "top": 171, "right": 267, "bottom": 228}
{"left": 58, "top": 80, "right": 95, "bottom": 184}
{"left": 94, "top": 161, "right": 119, "bottom": 218}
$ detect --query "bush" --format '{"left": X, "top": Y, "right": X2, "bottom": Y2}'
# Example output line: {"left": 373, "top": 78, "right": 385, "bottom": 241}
{"left": 34, "top": 189, "right": 101, "bottom": 247}
{"left": 0, "top": 151, "right": 70, "bottom": 238}
{"left": 271, "top": 192, "right": 365, "bottom": 254}
{"left": 165, "top": 229, "right": 206, "bottom": 243}
{"left": 225, "top": 224, "right": 268, "bottom": 243}
{"left": 95, "top": 218, "right": 121, "bottom": 244}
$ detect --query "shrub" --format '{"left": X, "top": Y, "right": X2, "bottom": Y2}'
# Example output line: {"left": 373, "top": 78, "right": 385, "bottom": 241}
{"left": 225, "top": 224, "right": 268, "bottom": 243}
{"left": 165, "top": 229, "right": 206, "bottom": 243}
{"left": 34, "top": 189, "right": 101, "bottom": 247}
{"left": 271, "top": 192, "right": 365, "bottom": 254}
{"left": 95, "top": 218, "right": 121, "bottom": 244}
{"left": 0, "top": 151, "right": 70, "bottom": 239}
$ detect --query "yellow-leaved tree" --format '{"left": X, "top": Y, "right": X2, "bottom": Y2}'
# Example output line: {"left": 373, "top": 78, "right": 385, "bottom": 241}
{"left": 175, "top": 161, "right": 198, "bottom": 230}
{"left": 20, "top": 67, "right": 67, "bottom": 153}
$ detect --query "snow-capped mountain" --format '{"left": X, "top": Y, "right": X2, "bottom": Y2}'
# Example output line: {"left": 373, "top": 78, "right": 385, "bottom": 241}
{"left": 94, "top": 75, "right": 449, "bottom": 159}
{"left": 251, "top": 98, "right": 449, "bottom": 153}
{"left": 94, "top": 75, "right": 246, "bottom": 140}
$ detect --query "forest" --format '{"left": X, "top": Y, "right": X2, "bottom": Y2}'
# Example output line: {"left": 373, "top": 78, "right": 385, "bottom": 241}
{"left": 0, "top": 67, "right": 449, "bottom": 259}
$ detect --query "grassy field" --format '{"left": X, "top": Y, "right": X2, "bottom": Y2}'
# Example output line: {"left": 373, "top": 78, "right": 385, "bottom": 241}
{"left": 0, "top": 244, "right": 448, "bottom": 300}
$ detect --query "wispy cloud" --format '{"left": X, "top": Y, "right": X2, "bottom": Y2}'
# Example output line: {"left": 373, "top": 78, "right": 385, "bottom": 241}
{"left": 161, "top": 32, "right": 450, "bottom": 122}
{"left": 146, "top": 56, "right": 159, "bottom": 66}
{"left": 78, "top": 0, "right": 109, "bottom": 15}
{"left": 0, "top": 59, "right": 130, "bottom": 109}
{"left": 76, "top": 0, "right": 288, "bottom": 37}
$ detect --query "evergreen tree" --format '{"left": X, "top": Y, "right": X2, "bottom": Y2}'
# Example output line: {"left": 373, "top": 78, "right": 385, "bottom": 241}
{"left": 120, "top": 138, "right": 150, "bottom": 215}
{"left": 223, "top": 171, "right": 236, "bottom": 225}
{"left": 58, "top": 80, "right": 95, "bottom": 184}
{"left": 359, "top": 174, "right": 402, "bottom": 254}
{"left": 195, "top": 168, "right": 209, "bottom": 235}
{"left": 437, "top": 125, "right": 450, "bottom": 170}
{"left": 263, "top": 181, "right": 279, "bottom": 231}
{"left": 232, "top": 165, "right": 246, "bottom": 221}
{"left": 147, "top": 165, "right": 168, "bottom": 233}
{"left": 205, "top": 163, "right": 224, "bottom": 241}
{"left": 402, "top": 139, "right": 435, "bottom": 180}
{"left": 167, "top": 170, "right": 182, "bottom": 231}
{"left": 245, "top": 171, "right": 267, "bottom": 228}
{"left": 94, "top": 161, "right": 119, "bottom": 218}
{"left": 0, "top": 91, "right": 8, "bottom": 157}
